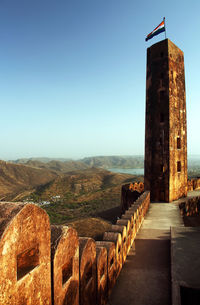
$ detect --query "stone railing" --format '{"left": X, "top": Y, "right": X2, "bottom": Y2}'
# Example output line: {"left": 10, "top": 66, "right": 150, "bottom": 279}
{"left": 187, "top": 178, "right": 200, "bottom": 192}
{"left": 0, "top": 191, "right": 150, "bottom": 305}
{"left": 179, "top": 195, "right": 200, "bottom": 217}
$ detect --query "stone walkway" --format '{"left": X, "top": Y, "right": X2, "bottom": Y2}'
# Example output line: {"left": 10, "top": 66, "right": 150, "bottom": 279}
{"left": 109, "top": 202, "right": 184, "bottom": 305}
{"left": 171, "top": 226, "right": 200, "bottom": 305}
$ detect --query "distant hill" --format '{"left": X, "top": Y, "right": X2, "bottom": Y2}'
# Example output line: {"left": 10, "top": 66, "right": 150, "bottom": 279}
{"left": 10, "top": 159, "right": 89, "bottom": 173}
{"left": 9, "top": 156, "right": 144, "bottom": 173}
{"left": 80, "top": 155, "right": 144, "bottom": 169}
{"left": 0, "top": 160, "right": 58, "bottom": 201}
{"left": 11, "top": 157, "right": 72, "bottom": 164}
{"left": 10, "top": 155, "right": 144, "bottom": 169}
{"left": 8, "top": 155, "right": 200, "bottom": 176}
{"left": 25, "top": 160, "right": 89, "bottom": 173}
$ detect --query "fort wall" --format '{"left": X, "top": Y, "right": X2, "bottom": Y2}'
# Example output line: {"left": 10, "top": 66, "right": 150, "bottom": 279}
{"left": 0, "top": 190, "right": 150, "bottom": 305}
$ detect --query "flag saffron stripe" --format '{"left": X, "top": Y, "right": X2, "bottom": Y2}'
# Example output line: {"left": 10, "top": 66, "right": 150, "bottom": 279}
{"left": 150, "top": 21, "right": 164, "bottom": 35}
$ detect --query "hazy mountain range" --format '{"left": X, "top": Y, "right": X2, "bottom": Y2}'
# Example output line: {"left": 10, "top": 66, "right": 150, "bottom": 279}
{"left": 10, "top": 155, "right": 144, "bottom": 170}
{"left": 9, "top": 155, "right": 200, "bottom": 173}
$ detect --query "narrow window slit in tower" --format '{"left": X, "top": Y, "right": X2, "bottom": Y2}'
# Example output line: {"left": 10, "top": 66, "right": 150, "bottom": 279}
{"left": 160, "top": 90, "right": 165, "bottom": 100}
{"left": 177, "top": 137, "right": 181, "bottom": 149}
{"left": 171, "top": 71, "right": 174, "bottom": 82}
{"left": 177, "top": 161, "right": 181, "bottom": 172}
{"left": 160, "top": 113, "right": 164, "bottom": 123}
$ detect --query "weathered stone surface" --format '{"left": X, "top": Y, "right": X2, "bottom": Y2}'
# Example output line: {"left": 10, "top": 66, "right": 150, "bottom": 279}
{"left": 187, "top": 180, "right": 193, "bottom": 192}
{"left": 109, "top": 225, "right": 127, "bottom": 264}
{"left": 121, "top": 184, "right": 141, "bottom": 214}
{"left": 145, "top": 39, "right": 187, "bottom": 202}
{"left": 51, "top": 225, "right": 79, "bottom": 305}
{"left": 0, "top": 203, "right": 51, "bottom": 305}
{"left": 124, "top": 209, "right": 139, "bottom": 236}
{"left": 179, "top": 195, "right": 200, "bottom": 217}
{"left": 121, "top": 213, "right": 135, "bottom": 243}
{"left": 138, "top": 182, "right": 144, "bottom": 192}
{"left": 79, "top": 237, "right": 96, "bottom": 305}
{"left": 103, "top": 232, "right": 122, "bottom": 279}
{"left": 96, "top": 241, "right": 116, "bottom": 297}
{"left": 192, "top": 178, "right": 200, "bottom": 190}
{"left": 116, "top": 219, "right": 131, "bottom": 254}
{"left": 187, "top": 178, "right": 200, "bottom": 192}
{"left": 96, "top": 245, "right": 108, "bottom": 305}
{"left": 127, "top": 208, "right": 140, "bottom": 231}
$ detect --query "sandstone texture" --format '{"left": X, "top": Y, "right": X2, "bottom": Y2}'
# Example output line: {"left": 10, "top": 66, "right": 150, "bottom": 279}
{"left": 0, "top": 203, "right": 51, "bottom": 305}
{"left": 51, "top": 225, "right": 79, "bottom": 305}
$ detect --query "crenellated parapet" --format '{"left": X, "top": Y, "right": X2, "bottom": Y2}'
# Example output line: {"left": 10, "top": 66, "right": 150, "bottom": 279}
{"left": 0, "top": 190, "right": 150, "bottom": 305}
{"left": 0, "top": 202, "right": 51, "bottom": 305}
{"left": 51, "top": 225, "right": 79, "bottom": 305}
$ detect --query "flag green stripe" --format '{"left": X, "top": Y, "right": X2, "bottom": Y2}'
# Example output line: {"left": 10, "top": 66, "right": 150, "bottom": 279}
{"left": 145, "top": 27, "right": 165, "bottom": 41}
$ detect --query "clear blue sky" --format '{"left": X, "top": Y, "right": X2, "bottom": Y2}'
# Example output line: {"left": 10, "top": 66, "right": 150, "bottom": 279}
{"left": 0, "top": 0, "right": 199, "bottom": 160}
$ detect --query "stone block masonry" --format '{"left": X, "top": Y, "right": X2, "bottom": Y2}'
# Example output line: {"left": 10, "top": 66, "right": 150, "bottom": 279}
{"left": 0, "top": 190, "right": 150, "bottom": 305}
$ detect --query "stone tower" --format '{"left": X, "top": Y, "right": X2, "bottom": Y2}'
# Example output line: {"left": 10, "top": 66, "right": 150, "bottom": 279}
{"left": 145, "top": 39, "right": 187, "bottom": 202}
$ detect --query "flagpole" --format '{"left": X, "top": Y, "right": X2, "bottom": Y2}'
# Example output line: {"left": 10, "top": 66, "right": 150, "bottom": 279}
{"left": 164, "top": 17, "right": 167, "bottom": 39}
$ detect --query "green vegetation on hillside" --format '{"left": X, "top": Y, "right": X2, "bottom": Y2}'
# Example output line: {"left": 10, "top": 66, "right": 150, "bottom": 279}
{"left": 28, "top": 168, "right": 141, "bottom": 224}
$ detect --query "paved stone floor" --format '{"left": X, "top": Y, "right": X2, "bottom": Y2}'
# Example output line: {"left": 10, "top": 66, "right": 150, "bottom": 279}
{"left": 109, "top": 202, "right": 184, "bottom": 305}
{"left": 171, "top": 226, "right": 200, "bottom": 305}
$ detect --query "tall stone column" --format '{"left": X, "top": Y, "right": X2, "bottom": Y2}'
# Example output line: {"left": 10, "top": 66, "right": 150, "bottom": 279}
{"left": 145, "top": 39, "right": 187, "bottom": 202}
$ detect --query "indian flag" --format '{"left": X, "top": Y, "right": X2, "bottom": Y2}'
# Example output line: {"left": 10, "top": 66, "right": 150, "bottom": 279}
{"left": 145, "top": 19, "right": 165, "bottom": 41}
